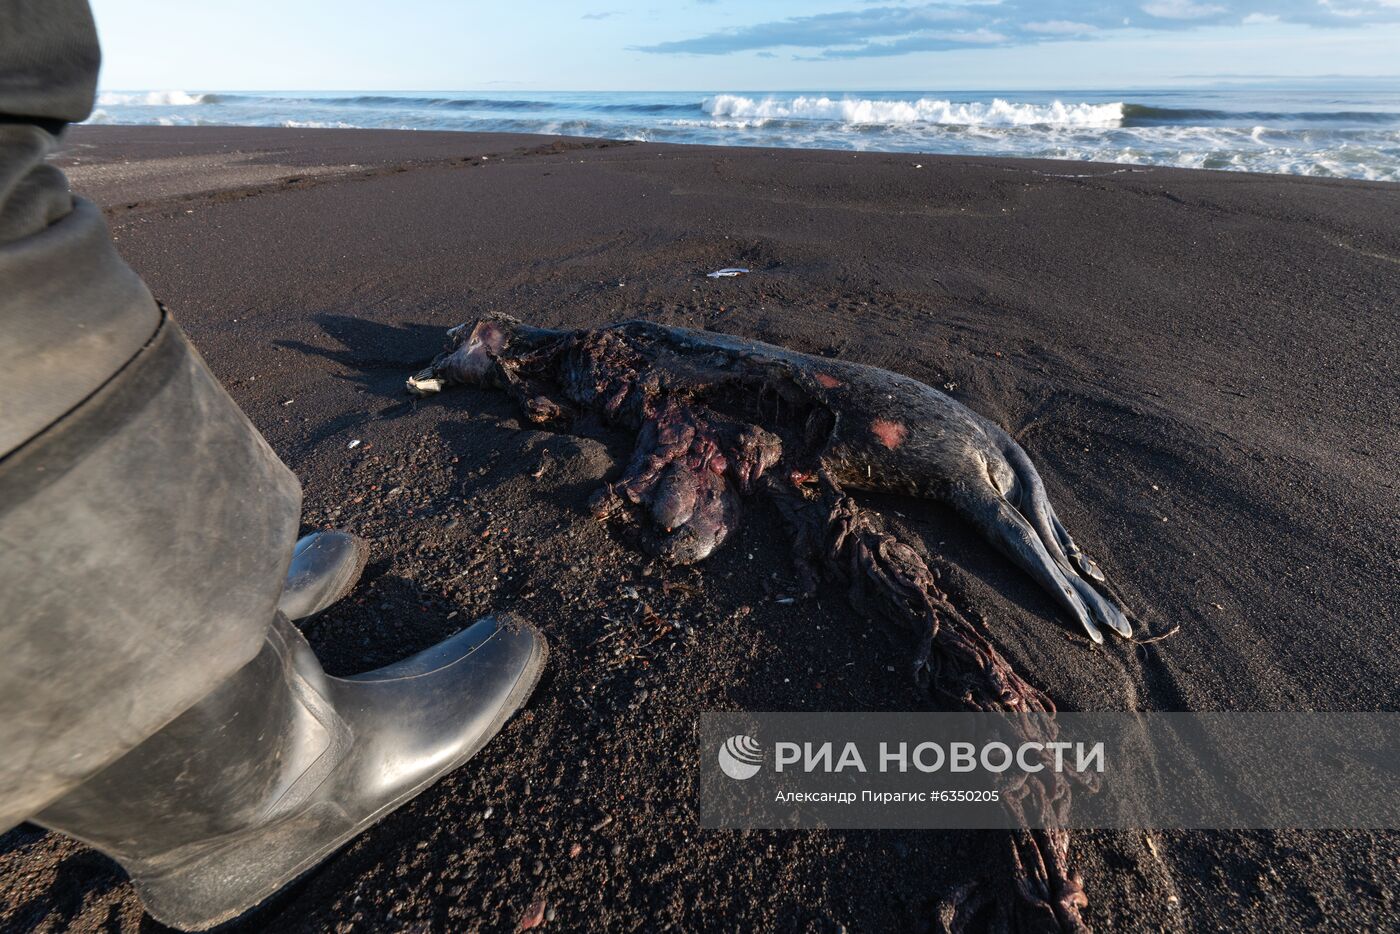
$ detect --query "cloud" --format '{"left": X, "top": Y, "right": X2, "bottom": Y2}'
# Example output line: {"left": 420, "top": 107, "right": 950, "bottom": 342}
{"left": 635, "top": 4, "right": 974, "bottom": 55}
{"left": 582, "top": 10, "right": 619, "bottom": 20}
{"left": 823, "top": 29, "right": 1011, "bottom": 59}
{"left": 1141, "top": 1, "right": 1227, "bottom": 19}
{"left": 1024, "top": 20, "right": 1101, "bottom": 35}
{"left": 633, "top": 1, "right": 1400, "bottom": 58}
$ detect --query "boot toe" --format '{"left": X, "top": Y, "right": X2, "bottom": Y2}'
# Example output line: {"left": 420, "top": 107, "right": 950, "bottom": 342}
{"left": 351, "top": 613, "right": 542, "bottom": 681}
{"left": 332, "top": 614, "right": 547, "bottom": 800}
{"left": 277, "top": 531, "right": 370, "bottom": 621}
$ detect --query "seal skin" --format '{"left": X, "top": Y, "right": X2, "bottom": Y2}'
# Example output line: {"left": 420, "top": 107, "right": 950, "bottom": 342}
{"left": 412, "top": 316, "right": 1129, "bottom": 645}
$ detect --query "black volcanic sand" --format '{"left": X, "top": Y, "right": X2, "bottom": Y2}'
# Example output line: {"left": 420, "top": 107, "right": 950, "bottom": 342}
{"left": 2, "top": 126, "right": 1397, "bottom": 932}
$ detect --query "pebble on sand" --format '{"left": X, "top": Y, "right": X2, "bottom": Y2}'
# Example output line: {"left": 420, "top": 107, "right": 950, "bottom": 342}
{"left": 517, "top": 897, "right": 547, "bottom": 931}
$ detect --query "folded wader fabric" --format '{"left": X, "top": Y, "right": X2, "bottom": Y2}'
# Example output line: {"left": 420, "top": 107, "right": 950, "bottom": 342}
{"left": 0, "top": 0, "right": 302, "bottom": 830}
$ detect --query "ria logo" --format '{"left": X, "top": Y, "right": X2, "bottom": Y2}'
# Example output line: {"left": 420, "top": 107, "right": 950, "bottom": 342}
{"left": 717, "top": 734, "right": 764, "bottom": 780}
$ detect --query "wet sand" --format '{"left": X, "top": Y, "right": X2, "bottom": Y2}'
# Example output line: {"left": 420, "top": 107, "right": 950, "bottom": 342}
{"left": 2, "top": 125, "right": 1397, "bottom": 931}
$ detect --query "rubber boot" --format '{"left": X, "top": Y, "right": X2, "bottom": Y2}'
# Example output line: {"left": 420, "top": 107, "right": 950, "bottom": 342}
{"left": 277, "top": 531, "right": 370, "bottom": 621}
{"left": 34, "top": 611, "right": 547, "bottom": 930}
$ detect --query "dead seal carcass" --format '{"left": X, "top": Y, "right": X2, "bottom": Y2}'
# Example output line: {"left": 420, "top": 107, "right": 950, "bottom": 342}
{"left": 409, "top": 315, "right": 1130, "bottom": 644}
{"left": 409, "top": 315, "right": 1129, "bottom": 931}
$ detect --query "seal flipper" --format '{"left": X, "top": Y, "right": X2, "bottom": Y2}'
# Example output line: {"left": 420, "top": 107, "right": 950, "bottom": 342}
{"left": 1052, "top": 512, "right": 1105, "bottom": 582}
{"left": 1065, "top": 569, "right": 1131, "bottom": 638}
{"left": 996, "top": 439, "right": 1127, "bottom": 635}
{"left": 973, "top": 421, "right": 1126, "bottom": 637}
{"left": 951, "top": 480, "right": 1105, "bottom": 644}
{"left": 968, "top": 416, "right": 1112, "bottom": 587}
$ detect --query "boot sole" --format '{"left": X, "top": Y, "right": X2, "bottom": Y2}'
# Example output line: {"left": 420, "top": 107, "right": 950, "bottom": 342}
{"left": 318, "top": 534, "right": 371, "bottom": 618}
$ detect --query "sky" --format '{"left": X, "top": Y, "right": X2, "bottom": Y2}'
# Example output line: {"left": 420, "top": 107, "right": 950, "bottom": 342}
{"left": 89, "top": 0, "right": 1400, "bottom": 91}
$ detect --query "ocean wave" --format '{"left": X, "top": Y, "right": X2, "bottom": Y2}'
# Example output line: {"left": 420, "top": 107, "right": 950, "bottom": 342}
{"left": 665, "top": 116, "right": 775, "bottom": 130}
{"left": 703, "top": 95, "right": 1125, "bottom": 127}
{"left": 94, "top": 91, "right": 563, "bottom": 111}
{"left": 316, "top": 95, "right": 557, "bottom": 111}
{"left": 96, "top": 90, "right": 211, "bottom": 106}
{"left": 297, "top": 96, "right": 690, "bottom": 114}
{"left": 254, "top": 94, "right": 558, "bottom": 111}
{"left": 596, "top": 101, "right": 696, "bottom": 114}
{"left": 1122, "top": 103, "right": 1400, "bottom": 126}
{"left": 77, "top": 89, "right": 1400, "bottom": 181}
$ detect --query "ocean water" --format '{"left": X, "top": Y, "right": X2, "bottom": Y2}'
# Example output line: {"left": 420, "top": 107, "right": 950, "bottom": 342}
{"left": 88, "top": 88, "right": 1400, "bottom": 181}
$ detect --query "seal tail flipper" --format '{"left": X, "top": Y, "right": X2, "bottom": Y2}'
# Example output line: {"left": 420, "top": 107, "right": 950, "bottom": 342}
{"left": 992, "top": 433, "right": 1091, "bottom": 576}
{"left": 1064, "top": 560, "right": 1131, "bottom": 637}
{"left": 1052, "top": 512, "right": 1105, "bottom": 582}
{"left": 949, "top": 479, "right": 1105, "bottom": 644}
{"left": 979, "top": 419, "right": 1109, "bottom": 584}
{"left": 985, "top": 434, "right": 1131, "bottom": 638}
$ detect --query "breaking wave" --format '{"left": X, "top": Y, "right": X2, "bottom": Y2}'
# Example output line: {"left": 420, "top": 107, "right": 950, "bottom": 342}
{"left": 96, "top": 90, "right": 213, "bottom": 107}
{"left": 703, "top": 95, "right": 1126, "bottom": 127}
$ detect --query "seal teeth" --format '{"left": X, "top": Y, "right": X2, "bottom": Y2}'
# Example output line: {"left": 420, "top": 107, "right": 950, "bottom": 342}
{"left": 407, "top": 368, "right": 445, "bottom": 396}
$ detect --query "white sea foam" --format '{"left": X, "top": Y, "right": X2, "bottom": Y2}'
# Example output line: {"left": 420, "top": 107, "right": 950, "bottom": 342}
{"left": 665, "top": 116, "right": 772, "bottom": 130}
{"left": 280, "top": 119, "right": 359, "bottom": 129}
{"left": 702, "top": 95, "right": 1125, "bottom": 127}
{"left": 97, "top": 90, "right": 208, "bottom": 106}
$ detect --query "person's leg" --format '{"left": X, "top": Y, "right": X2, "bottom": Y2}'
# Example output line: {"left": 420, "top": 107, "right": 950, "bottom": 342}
{"left": 35, "top": 611, "right": 546, "bottom": 931}
{"left": 1, "top": 1, "right": 275, "bottom": 822}
{"left": 0, "top": 4, "right": 550, "bottom": 928}
{"left": 0, "top": 288, "right": 304, "bottom": 828}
